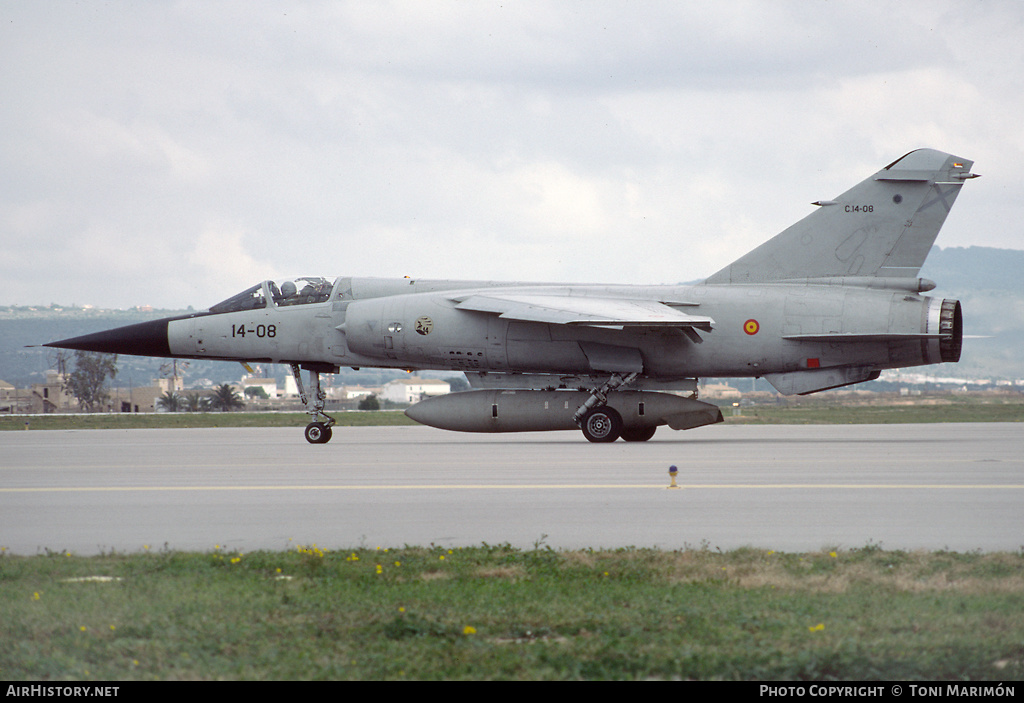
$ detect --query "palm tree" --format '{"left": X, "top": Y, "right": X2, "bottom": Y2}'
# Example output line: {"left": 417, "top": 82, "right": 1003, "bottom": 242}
{"left": 209, "top": 384, "right": 245, "bottom": 412}
{"left": 157, "top": 391, "right": 181, "bottom": 412}
{"left": 182, "top": 392, "right": 208, "bottom": 412}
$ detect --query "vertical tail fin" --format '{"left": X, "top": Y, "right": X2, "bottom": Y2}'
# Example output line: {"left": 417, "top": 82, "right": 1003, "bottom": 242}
{"left": 704, "top": 149, "right": 978, "bottom": 285}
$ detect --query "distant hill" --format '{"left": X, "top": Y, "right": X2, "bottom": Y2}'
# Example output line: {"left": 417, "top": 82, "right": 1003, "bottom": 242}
{"left": 919, "top": 246, "right": 1024, "bottom": 381}
{"left": 920, "top": 246, "right": 1024, "bottom": 296}
{"left": 0, "top": 309, "right": 219, "bottom": 389}
{"left": 2, "top": 247, "right": 1023, "bottom": 387}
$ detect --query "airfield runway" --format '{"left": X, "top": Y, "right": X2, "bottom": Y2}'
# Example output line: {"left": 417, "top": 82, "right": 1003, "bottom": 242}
{"left": 1, "top": 423, "right": 1022, "bottom": 555}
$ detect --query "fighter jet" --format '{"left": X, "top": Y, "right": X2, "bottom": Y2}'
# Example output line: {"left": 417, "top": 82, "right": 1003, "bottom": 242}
{"left": 45, "top": 148, "right": 976, "bottom": 443}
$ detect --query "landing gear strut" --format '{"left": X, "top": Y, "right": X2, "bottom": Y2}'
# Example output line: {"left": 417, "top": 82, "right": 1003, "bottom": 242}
{"left": 572, "top": 372, "right": 638, "bottom": 443}
{"left": 291, "top": 363, "right": 337, "bottom": 444}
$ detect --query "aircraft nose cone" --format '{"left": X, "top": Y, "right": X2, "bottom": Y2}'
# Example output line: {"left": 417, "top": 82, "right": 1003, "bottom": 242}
{"left": 44, "top": 318, "right": 172, "bottom": 357}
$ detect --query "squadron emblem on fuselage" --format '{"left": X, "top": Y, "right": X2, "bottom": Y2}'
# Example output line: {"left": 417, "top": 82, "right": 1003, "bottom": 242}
{"left": 415, "top": 316, "right": 434, "bottom": 335}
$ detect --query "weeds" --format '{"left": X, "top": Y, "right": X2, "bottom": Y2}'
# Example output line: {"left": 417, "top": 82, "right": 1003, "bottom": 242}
{"left": 1, "top": 545, "right": 1022, "bottom": 680}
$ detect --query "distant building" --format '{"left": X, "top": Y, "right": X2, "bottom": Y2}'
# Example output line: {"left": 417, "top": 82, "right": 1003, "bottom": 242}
{"left": 241, "top": 375, "right": 279, "bottom": 398}
{"left": 338, "top": 385, "right": 380, "bottom": 400}
{"left": 156, "top": 376, "right": 185, "bottom": 393}
{"left": 30, "top": 371, "right": 76, "bottom": 413}
{"left": 283, "top": 373, "right": 300, "bottom": 397}
{"left": 381, "top": 378, "right": 450, "bottom": 404}
{"left": 109, "top": 385, "right": 164, "bottom": 413}
{"left": 0, "top": 379, "right": 21, "bottom": 413}
{"left": 700, "top": 383, "right": 741, "bottom": 399}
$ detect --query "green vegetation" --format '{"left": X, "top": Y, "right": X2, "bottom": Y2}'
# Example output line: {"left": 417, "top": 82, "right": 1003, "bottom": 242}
{"left": 1, "top": 545, "right": 1022, "bottom": 680}
{"left": 723, "top": 395, "right": 1024, "bottom": 425}
{"left": 0, "top": 411, "right": 418, "bottom": 432}
{"left": 63, "top": 352, "right": 118, "bottom": 413}
{"left": 3, "top": 394, "right": 1022, "bottom": 431}
{"left": 207, "top": 383, "right": 246, "bottom": 412}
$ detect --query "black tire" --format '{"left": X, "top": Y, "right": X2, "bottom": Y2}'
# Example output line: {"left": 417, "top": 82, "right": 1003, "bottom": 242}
{"left": 304, "top": 422, "right": 328, "bottom": 444}
{"left": 621, "top": 426, "right": 657, "bottom": 442}
{"left": 580, "top": 406, "right": 623, "bottom": 443}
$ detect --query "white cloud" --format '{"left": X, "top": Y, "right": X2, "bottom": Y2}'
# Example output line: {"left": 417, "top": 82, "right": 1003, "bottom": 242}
{"left": 1, "top": 1, "right": 1021, "bottom": 307}
{"left": 186, "top": 225, "right": 281, "bottom": 298}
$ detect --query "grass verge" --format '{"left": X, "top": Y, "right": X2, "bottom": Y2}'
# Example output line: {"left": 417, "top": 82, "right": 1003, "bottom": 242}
{"left": 3, "top": 396, "right": 1023, "bottom": 431}
{"left": 2, "top": 545, "right": 1023, "bottom": 680}
{"left": 724, "top": 399, "right": 1024, "bottom": 425}
{"left": 0, "top": 410, "right": 418, "bottom": 432}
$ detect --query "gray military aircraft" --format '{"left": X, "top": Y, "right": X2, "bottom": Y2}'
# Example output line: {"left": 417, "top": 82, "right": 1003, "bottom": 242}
{"left": 45, "top": 148, "right": 976, "bottom": 443}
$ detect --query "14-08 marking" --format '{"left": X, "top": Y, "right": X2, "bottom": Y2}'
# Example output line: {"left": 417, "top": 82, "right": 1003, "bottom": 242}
{"left": 231, "top": 324, "right": 277, "bottom": 338}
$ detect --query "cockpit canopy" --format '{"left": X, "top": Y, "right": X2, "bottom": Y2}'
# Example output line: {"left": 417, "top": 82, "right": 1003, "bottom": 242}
{"left": 210, "top": 277, "right": 335, "bottom": 313}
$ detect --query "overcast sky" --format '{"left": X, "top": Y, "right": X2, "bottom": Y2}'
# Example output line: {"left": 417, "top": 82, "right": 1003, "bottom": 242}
{"left": 2, "top": 1, "right": 1021, "bottom": 310}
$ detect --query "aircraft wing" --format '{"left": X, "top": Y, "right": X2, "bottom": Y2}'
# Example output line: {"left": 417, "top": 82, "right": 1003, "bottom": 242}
{"left": 453, "top": 293, "right": 714, "bottom": 330}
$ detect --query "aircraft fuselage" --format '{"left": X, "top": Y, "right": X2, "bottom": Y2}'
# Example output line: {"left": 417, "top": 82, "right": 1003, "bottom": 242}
{"left": 162, "top": 277, "right": 959, "bottom": 387}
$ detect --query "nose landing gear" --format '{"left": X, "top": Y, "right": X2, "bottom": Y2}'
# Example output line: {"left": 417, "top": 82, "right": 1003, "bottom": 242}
{"left": 291, "top": 363, "right": 338, "bottom": 444}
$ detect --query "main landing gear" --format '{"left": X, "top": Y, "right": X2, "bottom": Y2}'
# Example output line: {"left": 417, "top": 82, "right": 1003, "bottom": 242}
{"left": 291, "top": 363, "right": 338, "bottom": 444}
{"left": 572, "top": 372, "right": 656, "bottom": 443}
{"left": 579, "top": 405, "right": 623, "bottom": 443}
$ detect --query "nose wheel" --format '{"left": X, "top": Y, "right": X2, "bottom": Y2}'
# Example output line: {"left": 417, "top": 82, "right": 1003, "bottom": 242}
{"left": 304, "top": 422, "right": 333, "bottom": 444}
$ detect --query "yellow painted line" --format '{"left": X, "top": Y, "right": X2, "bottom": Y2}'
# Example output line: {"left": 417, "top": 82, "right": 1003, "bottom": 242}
{"left": 3, "top": 484, "right": 1024, "bottom": 493}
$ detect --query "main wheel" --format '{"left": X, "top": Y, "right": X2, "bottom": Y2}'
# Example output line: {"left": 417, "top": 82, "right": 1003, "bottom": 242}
{"left": 304, "top": 422, "right": 331, "bottom": 444}
{"left": 580, "top": 406, "right": 623, "bottom": 443}
{"left": 621, "top": 426, "right": 657, "bottom": 442}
